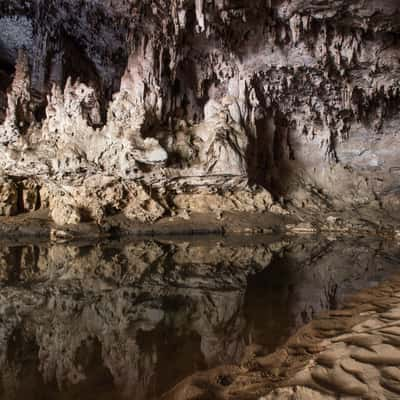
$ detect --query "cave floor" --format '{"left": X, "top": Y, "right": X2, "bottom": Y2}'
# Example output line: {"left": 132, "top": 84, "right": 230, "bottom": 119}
{"left": 173, "top": 272, "right": 400, "bottom": 400}
{"left": 0, "top": 209, "right": 292, "bottom": 239}
{"left": 0, "top": 207, "right": 399, "bottom": 242}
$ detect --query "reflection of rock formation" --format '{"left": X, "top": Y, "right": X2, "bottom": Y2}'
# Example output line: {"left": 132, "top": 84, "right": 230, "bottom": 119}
{"left": 245, "top": 238, "right": 400, "bottom": 352}
{"left": 0, "top": 238, "right": 399, "bottom": 399}
{"left": 0, "top": 239, "right": 276, "bottom": 400}
{"left": 163, "top": 237, "right": 400, "bottom": 400}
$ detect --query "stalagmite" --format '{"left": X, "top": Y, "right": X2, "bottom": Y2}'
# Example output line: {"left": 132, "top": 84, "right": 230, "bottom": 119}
{"left": 0, "top": 0, "right": 397, "bottom": 228}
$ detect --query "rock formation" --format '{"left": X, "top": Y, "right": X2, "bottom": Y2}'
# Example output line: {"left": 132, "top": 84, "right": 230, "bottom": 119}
{"left": 0, "top": 1, "right": 399, "bottom": 228}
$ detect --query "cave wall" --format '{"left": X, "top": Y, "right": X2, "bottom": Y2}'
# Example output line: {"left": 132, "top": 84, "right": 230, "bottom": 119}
{"left": 0, "top": 0, "right": 399, "bottom": 216}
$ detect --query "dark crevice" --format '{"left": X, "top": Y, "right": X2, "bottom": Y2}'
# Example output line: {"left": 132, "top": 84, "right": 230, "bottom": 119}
{"left": 0, "top": 58, "right": 15, "bottom": 124}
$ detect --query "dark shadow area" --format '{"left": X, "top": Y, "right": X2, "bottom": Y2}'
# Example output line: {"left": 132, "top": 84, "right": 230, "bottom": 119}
{"left": 137, "top": 315, "right": 206, "bottom": 399}
{"left": 0, "top": 55, "right": 14, "bottom": 124}
{"left": 244, "top": 255, "right": 295, "bottom": 353}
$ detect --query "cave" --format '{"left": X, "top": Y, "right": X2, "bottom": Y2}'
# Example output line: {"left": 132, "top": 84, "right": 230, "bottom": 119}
{"left": 0, "top": 1, "right": 399, "bottom": 399}
{"left": 0, "top": 1, "right": 398, "bottom": 218}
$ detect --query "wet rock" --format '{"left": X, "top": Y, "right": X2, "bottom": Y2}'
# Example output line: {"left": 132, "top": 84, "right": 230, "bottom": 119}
{"left": 21, "top": 178, "right": 40, "bottom": 212}
{"left": 51, "top": 201, "right": 81, "bottom": 226}
{"left": 172, "top": 186, "right": 277, "bottom": 216}
{"left": 0, "top": 178, "right": 18, "bottom": 216}
{"left": 46, "top": 175, "right": 165, "bottom": 225}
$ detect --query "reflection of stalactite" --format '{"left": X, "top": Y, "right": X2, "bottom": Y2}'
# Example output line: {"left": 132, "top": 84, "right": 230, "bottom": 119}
{"left": 0, "top": 236, "right": 398, "bottom": 398}
{"left": 0, "top": 239, "right": 277, "bottom": 399}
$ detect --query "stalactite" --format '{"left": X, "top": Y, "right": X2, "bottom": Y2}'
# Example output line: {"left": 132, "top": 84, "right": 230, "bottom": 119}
{"left": 0, "top": 0, "right": 398, "bottom": 223}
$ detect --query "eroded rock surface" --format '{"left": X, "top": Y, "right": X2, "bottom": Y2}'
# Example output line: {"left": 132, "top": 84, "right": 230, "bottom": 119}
{"left": 262, "top": 279, "right": 400, "bottom": 400}
{"left": 0, "top": 1, "right": 399, "bottom": 228}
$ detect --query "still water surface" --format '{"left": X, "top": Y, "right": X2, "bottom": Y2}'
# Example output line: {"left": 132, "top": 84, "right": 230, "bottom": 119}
{"left": 0, "top": 236, "right": 398, "bottom": 399}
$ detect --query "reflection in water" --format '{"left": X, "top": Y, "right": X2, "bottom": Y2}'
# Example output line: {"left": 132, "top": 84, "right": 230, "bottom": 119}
{"left": 245, "top": 239, "right": 400, "bottom": 353}
{"left": 0, "top": 237, "right": 398, "bottom": 399}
